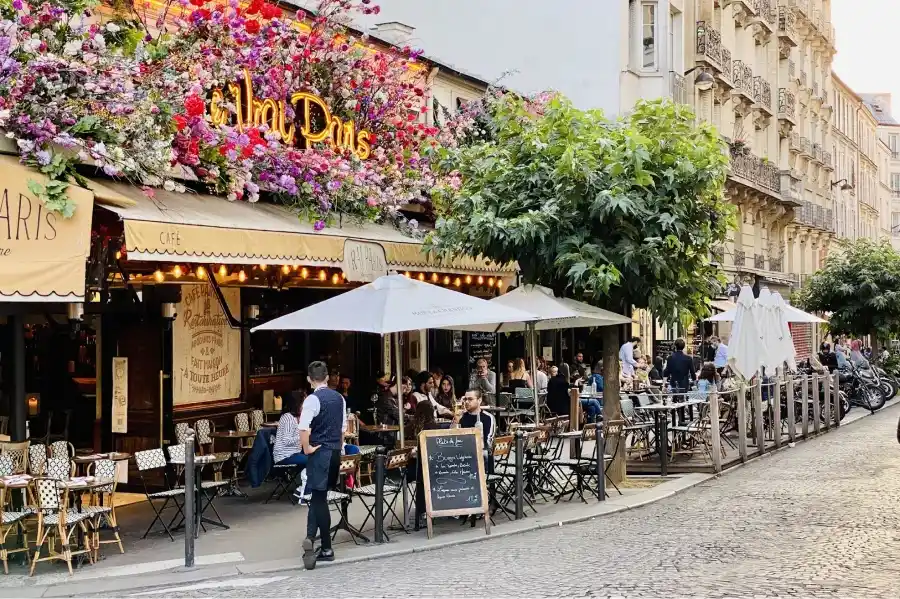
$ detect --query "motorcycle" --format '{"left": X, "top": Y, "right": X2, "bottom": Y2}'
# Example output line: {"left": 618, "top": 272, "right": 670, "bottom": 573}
{"left": 839, "top": 364, "right": 885, "bottom": 414}
{"left": 873, "top": 365, "right": 899, "bottom": 401}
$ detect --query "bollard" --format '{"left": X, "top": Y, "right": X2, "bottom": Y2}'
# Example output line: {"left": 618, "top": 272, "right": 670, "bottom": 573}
{"left": 812, "top": 373, "right": 821, "bottom": 435}
{"left": 801, "top": 374, "right": 809, "bottom": 439}
{"left": 737, "top": 382, "right": 749, "bottom": 462}
{"left": 833, "top": 371, "right": 841, "bottom": 427}
{"left": 786, "top": 375, "right": 796, "bottom": 443}
{"left": 184, "top": 435, "right": 195, "bottom": 567}
{"left": 753, "top": 381, "right": 765, "bottom": 455}
{"left": 659, "top": 412, "right": 669, "bottom": 477}
{"left": 772, "top": 378, "right": 782, "bottom": 449}
{"left": 514, "top": 430, "right": 525, "bottom": 520}
{"left": 596, "top": 428, "right": 606, "bottom": 501}
{"left": 374, "top": 446, "right": 387, "bottom": 543}
{"left": 709, "top": 392, "right": 722, "bottom": 473}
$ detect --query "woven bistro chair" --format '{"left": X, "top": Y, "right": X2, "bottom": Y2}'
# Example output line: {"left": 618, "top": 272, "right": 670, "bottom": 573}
{"left": 194, "top": 420, "right": 214, "bottom": 455}
{"left": 354, "top": 447, "right": 413, "bottom": 539}
{"left": 166, "top": 443, "right": 229, "bottom": 532}
{"left": 82, "top": 459, "right": 123, "bottom": 559}
{"left": 301, "top": 455, "right": 363, "bottom": 544}
{"left": 45, "top": 457, "right": 74, "bottom": 481}
{"left": 0, "top": 486, "right": 31, "bottom": 574}
{"left": 0, "top": 441, "right": 29, "bottom": 474}
{"left": 29, "top": 477, "right": 93, "bottom": 576}
{"left": 28, "top": 444, "right": 48, "bottom": 475}
{"left": 49, "top": 440, "right": 75, "bottom": 460}
{"left": 250, "top": 410, "right": 264, "bottom": 432}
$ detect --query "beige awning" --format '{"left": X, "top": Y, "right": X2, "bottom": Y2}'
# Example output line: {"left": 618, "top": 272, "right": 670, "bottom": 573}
{"left": 710, "top": 298, "right": 736, "bottom": 313}
{"left": 0, "top": 156, "right": 94, "bottom": 302}
{"left": 96, "top": 182, "right": 513, "bottom": 275}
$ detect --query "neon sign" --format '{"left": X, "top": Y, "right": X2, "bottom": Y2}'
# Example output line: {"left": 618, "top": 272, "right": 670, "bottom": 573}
{"left": 209, "top": 70, "right": 372, "bottom": 160}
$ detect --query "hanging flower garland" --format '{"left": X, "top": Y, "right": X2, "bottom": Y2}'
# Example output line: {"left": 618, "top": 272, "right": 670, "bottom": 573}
{"left": 0, "top": 0, "right": 458, "bottom": 231}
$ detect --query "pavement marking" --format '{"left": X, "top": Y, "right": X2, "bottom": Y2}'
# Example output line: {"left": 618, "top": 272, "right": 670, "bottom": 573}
{"left": 129, "top": 576, "right": 289, "bottom": 596}
{"left": 27, "top": 552, "right": 246, "bottom": 586}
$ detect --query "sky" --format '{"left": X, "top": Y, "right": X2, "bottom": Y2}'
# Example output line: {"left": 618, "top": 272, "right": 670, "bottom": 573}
{"left": 831, "top": 0, "right": 900, "bottom": 113}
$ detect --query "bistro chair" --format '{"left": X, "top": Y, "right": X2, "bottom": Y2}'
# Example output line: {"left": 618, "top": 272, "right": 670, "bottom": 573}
{"left": 134, "top": 448, "right": 185, "bottom": 542}
{"left": 250, "top": 410, "right": 264, "bottom": 432}
{"left": 622, "top": 397, "right": 655, "bottom": 460}
{"left": 0, "top": 486, "right": 31, "bottom": 574}
{"left": 29, "top": 477, "right": 94, "bottom": 576}
{"left": 82, "top": 459, "right": 123, "bottom": 559}
{"left": 301, "top": 455, "right": 364, "bottom": 544}
{"left": 45, "top": 457, "right": 74, "bottom": 481}
{"left": 49, "top": 440, "right": 75, "bottom": 460}
{"left": 486, "top": 435, "right": 514, "bottom": 521}
{"left": 166, "top": 444, "right": 228, "bottom": 532}
{"left": 194, "top": 420, "right": 214, "bottom": 455}
{"left": 552, "top": 423, "right": 599, "bottom": 504}
{"left": 0, "top": 454, "right": 14, "bottom": 478}
{"left": 175, "top": 423, "right": 190, "bottom": 445}
{"left": 28, "top": 443, "right": 48, "bottom": 475}
{"left": 0, "top": 441, "right": 29, "bottom": 474}
{"left": 599, "top": 419, "right": 624, "bottom": 499}
{"left": 234, "top": 413, "right": 253, "bottom": 450}
{"left": 354, "top": 447, "right": 412, "bottom": 539}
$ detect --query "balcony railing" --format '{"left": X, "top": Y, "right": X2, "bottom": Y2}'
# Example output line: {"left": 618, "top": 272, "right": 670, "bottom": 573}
{"left": 823, "top": 150, "right": 833, "bottom": 170}
{"left": 734, "top": 250, "right": 746, "bottom": 267}
{"left": 812, "top": 142, "right": 823, "bottom": 163}
{"left": 733, "top": 60, "right": 754, "bottom": 98}
{"left": 825, "top": 208, "right": 834, "bottom": 232}
{"left": 768, "top": 256, "right": 783, "bottom": 272}
{"left": 729, "top": 143, "right": 781, "bottom": 193}
{"left": 754, "top": 254, "right": 766, "bottom": 269}
{"left": 790, "top": 131, "right": 802, "bottom": 152}
{"left": 720, "top": 47, "right": 733, "bottom": 82}
{"left": 799, "top": 70, "right": 807, "bottom": 88}
{"left": 754, "top": 76, "right": 772, "bottom": 109}
{"left": 778, "top": 6, "right": 796, "bottom": 37}
{"left": 788, "top": 59, "right": 796, "bottom": 79}
{"left": 670, "top": 72, "right": 686, "bottom": 104}
{"left": 696, "top": 22, "right": 723, "bottom": 68}
{"left": 711, "top": 246, "right": 725, "bottom": 264}
{"left": 778, "top": 88, "right": 795, "bottom": 118}
{"left": 800, "top": 136, "right": 811, "bottom": 156}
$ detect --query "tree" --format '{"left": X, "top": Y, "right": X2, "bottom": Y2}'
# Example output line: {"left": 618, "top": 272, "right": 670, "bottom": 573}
{"left": 797, "top": 238, "right": 900, "bottom": 349}
{"left": 427, "top": 94, "right": 734, "bottom": 480}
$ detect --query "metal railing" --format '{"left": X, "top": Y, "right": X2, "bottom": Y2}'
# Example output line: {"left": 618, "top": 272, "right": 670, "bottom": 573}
{"left": 799, "top": 70, "right": 807, "bottom": 88}
{"left": 800, "top": 136, "right": 811, "bottom": 156}
{"left": 754, "top": 253, "right": 766, "bottom": 269}
{"left": 734, "top": 250, "right": 746, "bottom": 267}
{"left": 696, "top": 21, "right": 723, "bottom": 68}
{"left": 788, "top": 59, "right": 795, "bottom": 79}
{"left": 768, "top": 256, "right": 783, "bottom": 272}
{"left": 729, "top": 143, "right": 780, "bottom": 193}
{"left": 761, "top": 0, "right": 777, "bottom": 26}
{"left": 790, "top": 132, "right": 802, "bottom": 152}
{"left": 720, "top": 47, "right": 733, "bottom": 82}
{"left": 733, "top": 60, "right": 754, "bottom": 98}
{"left": 755, "top": 77, "right": 772, "bottom": 109}
{"left": 670, "top": 72, "right": 686, "bottom": 104}
{"left": 823, "top": 151, "right": 833, "bottom": 169}
{"left": 778, "top": 88, "right": 795, "bottom": 118}
{"left": 778, "top": 6, "right": 796, "bottom": 37}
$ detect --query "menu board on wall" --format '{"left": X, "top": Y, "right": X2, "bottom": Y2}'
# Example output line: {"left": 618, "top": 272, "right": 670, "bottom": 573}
{"left": 173, "top": 284, "right": 241, "bottom": 405}
{"left": 468, "top": 332, "right": 497, "bottom": 367}
{"left": 111, "top": 357, "right": 128, "bottom": 433}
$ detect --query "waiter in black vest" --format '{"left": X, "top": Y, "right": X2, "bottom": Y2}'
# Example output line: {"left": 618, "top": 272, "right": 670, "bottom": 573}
{"left": 299, "top": 361, "right": 347, "bottom": 570}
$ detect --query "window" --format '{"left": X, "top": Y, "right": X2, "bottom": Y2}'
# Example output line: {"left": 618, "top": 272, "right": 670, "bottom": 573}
{"left": 893, "top": 173, "right": 900, "bottom": 191}
{"left": 891, "top": 134, "right": 899, "bottom": 153}
{"left": 642, "top": 2, "right": 657, "bottom": 70}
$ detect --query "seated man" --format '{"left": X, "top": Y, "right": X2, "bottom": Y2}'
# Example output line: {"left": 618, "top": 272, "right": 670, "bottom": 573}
{"left": 455, "top": 388, "right": 496, "bottom": 473}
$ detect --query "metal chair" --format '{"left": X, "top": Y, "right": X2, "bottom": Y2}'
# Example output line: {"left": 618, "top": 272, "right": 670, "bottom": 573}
{"left": 194, "top": 419, "right": 214, "bottom": 455}
{"left": 28, "top": 444, "right": 48, "bottom": 475}
{"left": 354, "top": 448, "right": 412, "bottom": 539}
{"left": 29, "top": 477, "right": 93, "bottom": 576}
{"left": 133, "top": 448, "right": 185, "bottom": 542}
{"left": 166, "top": 444, "right": 228, "bottom": 533}
{"left": 301, "top": 455, "right": 366, "bottom": 544}
{"left": 0, "top": 441, "right": 29, "bottom": 474}
{"left": 83, "top": 459, "right": 123, "bottom": 559}
{"left": 0, "top": 486, "right": 31, "bottom": 574}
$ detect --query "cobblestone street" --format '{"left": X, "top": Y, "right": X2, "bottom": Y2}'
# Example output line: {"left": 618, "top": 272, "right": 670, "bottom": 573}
{"left": 118, "top": 406, "right": 900, "bottom": 598}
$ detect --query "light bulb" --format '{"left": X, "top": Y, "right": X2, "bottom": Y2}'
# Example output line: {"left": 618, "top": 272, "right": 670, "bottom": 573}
{"left": 319, "top": 270, "right": 327, "bottom": 281}
{"left": 301, "top": 268, "right": 309, "bottom": 279}
{"left": 259, "top": 264, "right": 268, "bottom": 271}
{"left": 496, "top": 278, "right": 503, "bottom": 289}
{"left": 173, "top": 265, "right": 183, "bottom": 278}
{"left": 114, "top": 251, "right": 121, "bottom": 260}
{"left": 488, "top": 277, "right": 495, "bottom": 287}
{"left": 478, "top": 276, "right": 484, "bottom": 285}
{"left": 454, "top": 277, "right": 461, "bottom": 287}
{"left": 443, "top": 275, "right": 450, "bottom": 285}
{"left": 431, "top": 273, "right": 438, "bottom": 283}
{"left": 196, "top": 266, "right": 206, "bottom": 279}
{"left": 282, "top": 265, "right": 290, "bottom": 274}
{"left": 465, "top": 275, "right": 472, "bottom": 284}
{"left": 153, "top": 270, "right": 164, "bottom": 283}
{"left": 238, "top": 269, "right": 247, "bottom": 283}
{"left": 404, "top": 272, "right": 411, "bottom": 278}
{"left": 218, "top": 265, "right": 228, "bottom": 277}
{"left": 332, "top": 273, "right": 340, "bottom": 284}
{"left": 417, "top": 273, "right": 425, "bottom": 281}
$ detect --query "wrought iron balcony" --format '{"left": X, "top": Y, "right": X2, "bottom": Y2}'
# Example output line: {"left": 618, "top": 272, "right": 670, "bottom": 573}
{"left": 788, "top": 59, "right": 796, "bottom": 79}
{"left": 800, "top": 136, "right": 811, "bottom": 157}
{"left": 760, "top": 0, "right": 777, "bottom": 26}
{"left": 754, "top": 254, "right": 766, "bottom": 269}
{"left": 812, "top": 143, "right": 823, "bottom": 164}
{"left": 823, "top": 151, "right": 833, "bottom": 170}
{"left": 696, "top": 22, "right": 723, "bottom": 71}
{"left": 754, "top": 76, "right": 772, "bottom": 111}
{"left": 670, "top": 72, "right": 686, "bottom": 104}
{"left": 728, "top": 143, "right": 781, "bottom": 194}
{"left": 789, "top": 131, "right": 802, "bottom": 153}
{"left": 733, "top": 60, "right": 755, "bottom": 101}
{"left": 778, "top": 6, "right": 797, "bottom": 40}
{"left": 734, "top": 250, "right": 746, "bottom": 267}
{"left": 711, "top": 246, "right": 725, "bottom": 264}
{"left": 825, "top": 208, "right": 834, "bottom": 232}
{"left": 719, "top": 48, "right": 733, "bottom": 86}
{"left": 768, "top": 256, "right": 783, "bottom": 272}
{"left": 778, "top": 88, "right": 795, "bottom": 119}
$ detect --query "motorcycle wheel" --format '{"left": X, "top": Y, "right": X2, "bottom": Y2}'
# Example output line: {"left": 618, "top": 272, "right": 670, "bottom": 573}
{"left": 863, "top": 386, "right": 886, "bottom": 412}
{"left": 879, "top": 381, "right": 896, "bottom": 401}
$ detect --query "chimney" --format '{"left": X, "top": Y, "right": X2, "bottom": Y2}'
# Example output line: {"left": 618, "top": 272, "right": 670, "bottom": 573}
{"left": 372, "top": 21, "right": 415, "bottom": 45}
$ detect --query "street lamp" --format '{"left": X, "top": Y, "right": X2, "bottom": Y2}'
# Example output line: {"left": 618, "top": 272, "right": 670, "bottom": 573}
{"left": 830, "top": 178, "right": 853, "bottom": 191}
{"left": 683, "top": 66, "right": 716, "bottom": 92}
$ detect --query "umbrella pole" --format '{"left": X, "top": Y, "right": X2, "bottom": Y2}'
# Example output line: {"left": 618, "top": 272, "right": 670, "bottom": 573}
{"left": 529, "top": 323, "right": 540, "bottom": 424}
{"left": 393, "top": 332, "right": 409, "bottom": 529}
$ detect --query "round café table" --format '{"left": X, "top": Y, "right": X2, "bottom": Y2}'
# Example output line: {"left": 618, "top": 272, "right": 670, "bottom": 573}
{"left": 210, "top": 431, "right": 256, "bottom": 497}
{"left": 73, "top": 452, "right": 132, "bottom": 476}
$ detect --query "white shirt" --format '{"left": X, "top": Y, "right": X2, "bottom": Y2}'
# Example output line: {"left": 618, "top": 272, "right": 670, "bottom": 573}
{"left": 714, "top": 343, "right": 729, "bottom": 368}
{"left": 532, "top": 370, "right": 548, "bottom": 393}
{"left": 298, "top": 385, "right": 348, "bottom": 433}
{"left": 272, "top": 412, "right": 300, "bottom": 463}
{"left": 414, "top": 391, "right": 451, "bottom": 416}
{"left": 619, "top": 342, "right": 637, "bottom": 376}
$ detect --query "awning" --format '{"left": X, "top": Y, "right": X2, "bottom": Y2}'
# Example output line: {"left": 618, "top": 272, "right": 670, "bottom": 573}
{"left": 0, "top": 156, "right": 94, "bottom": 302}
{"left": 710, "top": 298, "right": 736, "bottom": 313}
{"left": 97, "top": 182, "right": 513, "bottom": 275}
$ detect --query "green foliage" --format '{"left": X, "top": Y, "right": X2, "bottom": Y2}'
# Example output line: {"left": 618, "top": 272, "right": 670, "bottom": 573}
{"left": 24, "top": 151, "right": 86, "bottom": 218}
{"left": 427, "top": 95, "right": 734, "bottom": 323}
{"left": 797, "top": 238, "right": 900, "bottom": 341}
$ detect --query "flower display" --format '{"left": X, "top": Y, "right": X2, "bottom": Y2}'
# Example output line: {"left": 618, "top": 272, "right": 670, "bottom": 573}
{"left": 0, "top": 0, "right": 464, "bottom": 229}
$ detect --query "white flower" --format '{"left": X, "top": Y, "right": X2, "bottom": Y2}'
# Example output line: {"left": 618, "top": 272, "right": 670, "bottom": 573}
{"left": 106, "top": 22, "right": 121, "bottom": 33}
{"left": 226, "top": 192, "right": 237, "bottom": 201}
{"left": 63, "top": 40, "right": 82, "bottom": 56}
{"left": 163, "top": 180, "right": 175, "bottom": 191}
{"left": 174, "top": 183, "right": 186, "bottom": 193}
{"left": 22, "top": 38, "right": 41, "bottom": 52}
{"left": 91, "top": 35, "right": 106, "bottom": 50}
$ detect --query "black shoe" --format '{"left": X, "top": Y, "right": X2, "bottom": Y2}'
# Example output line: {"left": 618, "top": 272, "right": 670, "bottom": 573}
{"left": 302, "top": 537, "right": 316, "bottom": 570}
{"left": 316, "top": 548, "right": 335, "bottom": 562}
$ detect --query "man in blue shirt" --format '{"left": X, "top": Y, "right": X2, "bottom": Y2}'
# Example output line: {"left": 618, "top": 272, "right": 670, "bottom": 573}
{"left": 711, "top": 335, "right": 729, "bottom": 375}
{"left": 299, "top": 361, "right": 347, "bottom": 570}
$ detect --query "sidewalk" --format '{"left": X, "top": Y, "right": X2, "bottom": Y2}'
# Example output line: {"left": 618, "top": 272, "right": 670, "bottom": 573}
{"left": 0, "top": 469, "right": 711, "bottom": 597}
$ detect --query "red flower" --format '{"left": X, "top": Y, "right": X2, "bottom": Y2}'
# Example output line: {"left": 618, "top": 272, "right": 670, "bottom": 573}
{"left": 244, "top": 19, "right": 260, "bottom": 34}
{"left": 189, "top": 0, "right": 204, "bottom": 6}
{"left": 245, "top": 0, "right": 263, "bottom": 14}
{"left": 184, "top": 95, "right": 205, "bottom": 117}
{"left": 260, "top": 3, "right": 281, "bottom": 19}
{"left": 173, "top": 114, "right": 188, "bottom": 131}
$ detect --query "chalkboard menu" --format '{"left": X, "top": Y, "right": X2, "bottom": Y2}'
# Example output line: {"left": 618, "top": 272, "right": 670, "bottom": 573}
{"left": 653, "top": 340, "right": 677, "bottom": 361}
{"left": 419, "top": 428, "right": 490, "bottom": 538}
{"left": 468, "top": 332, "right": 497, "bottom": 367}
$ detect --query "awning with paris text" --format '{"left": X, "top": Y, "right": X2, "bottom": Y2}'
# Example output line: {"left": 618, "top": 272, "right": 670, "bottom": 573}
{"left": 97, "top": 182, "right": 514, "bottom": 276}
{"left": 0, "top": 156, "right": 95, "bottom": 302}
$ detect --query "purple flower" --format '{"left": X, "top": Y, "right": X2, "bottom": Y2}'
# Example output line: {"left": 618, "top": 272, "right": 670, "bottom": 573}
{"left": 34, "top": 150, "right": 51, "bottom": 165}
{"left": 326, "top": 180, "right": 341, "bottom": 191}
{"left": 12, "top": 0, "right": 23, "bottom": 10}
{"left": 313, "top": 220, "right": 325, "bottom": 231}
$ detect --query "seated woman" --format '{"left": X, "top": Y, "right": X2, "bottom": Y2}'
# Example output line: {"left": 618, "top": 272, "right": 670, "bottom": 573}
{"left": 411, "top": 371, "right": 453, "bottom": 418}
{"left": 272, "top": 395, "right": 306, "bottom": 468}
{"left": 696, "top": 362, "right": 719, "bottom": 398}
{"left": 433, "top": 375, "right": 457, "bottom": 412}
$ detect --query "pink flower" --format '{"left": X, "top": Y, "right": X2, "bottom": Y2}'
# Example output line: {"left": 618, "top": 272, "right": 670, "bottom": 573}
{"left": 314, "top": 220, "right": 325, "bottom": 231}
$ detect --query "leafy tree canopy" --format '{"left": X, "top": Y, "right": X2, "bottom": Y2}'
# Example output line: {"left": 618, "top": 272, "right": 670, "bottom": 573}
{"left": 427, "top": 94, "right": 734, "bottom": 323}
{"left": 797, "top": 238, "right": 900, "bottom": 341}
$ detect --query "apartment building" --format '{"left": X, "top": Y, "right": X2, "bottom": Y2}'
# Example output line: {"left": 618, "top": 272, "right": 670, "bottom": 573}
{"left": 860, "top": 93, "right": 900, "bottom": 249}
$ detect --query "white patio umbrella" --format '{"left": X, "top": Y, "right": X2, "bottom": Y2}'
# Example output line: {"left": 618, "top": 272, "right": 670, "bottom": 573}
{"left": 252, "top": 274, "right": 540, "bottom": 447}
{"left": 773, "top": 292, "right": 797, "bottom": 371}
{"left": 443, "top": 285, "right": 632, "bottom": 422}
{"left": 727, "top": 285, "right": 765, "bottom": 379}
{"left": 757, "top": 288, "right": 781, "bottom": 372}
{"left": 706, "top": 302, "right": 826, "bottom": 324}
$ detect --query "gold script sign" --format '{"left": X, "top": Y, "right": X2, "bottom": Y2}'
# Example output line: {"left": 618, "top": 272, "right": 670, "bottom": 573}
{"left": 172, "top": 284, "right": 242, "bottom": 405}
{"left": 208, "top": 70, "right": 372, "bottom": 160}
{"left": 111, "top": 357, "right": 128, "bottom": 434}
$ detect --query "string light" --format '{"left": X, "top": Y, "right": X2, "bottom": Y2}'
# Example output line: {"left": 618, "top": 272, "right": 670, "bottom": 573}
{"left": 172, "top": 265, "right": 183, "bottom": 279}
{"left": 114, "top": 251, "right": 121, "bottom": 260}
{"left": 478, "top": 276, "right": 484, "bottom": 285}
{"left": 238, "top": 269, "right": 247, "bottom": 283}
{"left": 318, "top": 269, "right": 327, "bottom": 281}
{"left": 443, "top": 275, "right": 450, "bottom": 285}
{"left": 293, "top": 264, "right": 300, "bottom": 271}
{"left": 431, "top": 273, "right": 438, "bottom": 283}
{"left": 259, "top": 264, "right": 268, "bottom": 271}
{"left": 341, "top": 272, "right": 346, "bottom": 280}
{"left": 488, "top": 277, "right": 495, "bottom": 287}
{"left": 331, "top": 273, "right": 340, "bottom": 284}
{"left": 418, "top": 273, "right": 425, "bottom": 281}
{"left": 465, "top": 275, "right": 472, "bottom": 284}
{"left": 404, "top": 272, "right": 411, "bottom": 278}
{"left": 196, "top": 266, "right": 206, "bottom": 279}
{"left": 301, "top": 267, "right": 309, "bottom": 279}
{"left": 496, "top": 278, "right": 504, "bottom": 289}
{"left": 218, "top": 265, "right": 228, "bottom": 278}
{"left": 282, "top": 265, "right": 291, "bottom": 274}
{"left": 454, "top": 277, "right": 461, "bottom": 287}
{"left": 153, "top": 270, "right": 164, "bottom": 283}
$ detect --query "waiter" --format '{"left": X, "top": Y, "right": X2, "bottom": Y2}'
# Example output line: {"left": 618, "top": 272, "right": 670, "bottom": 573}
{"left": 299, "top": 361, "right": 347, "bottom": 570}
